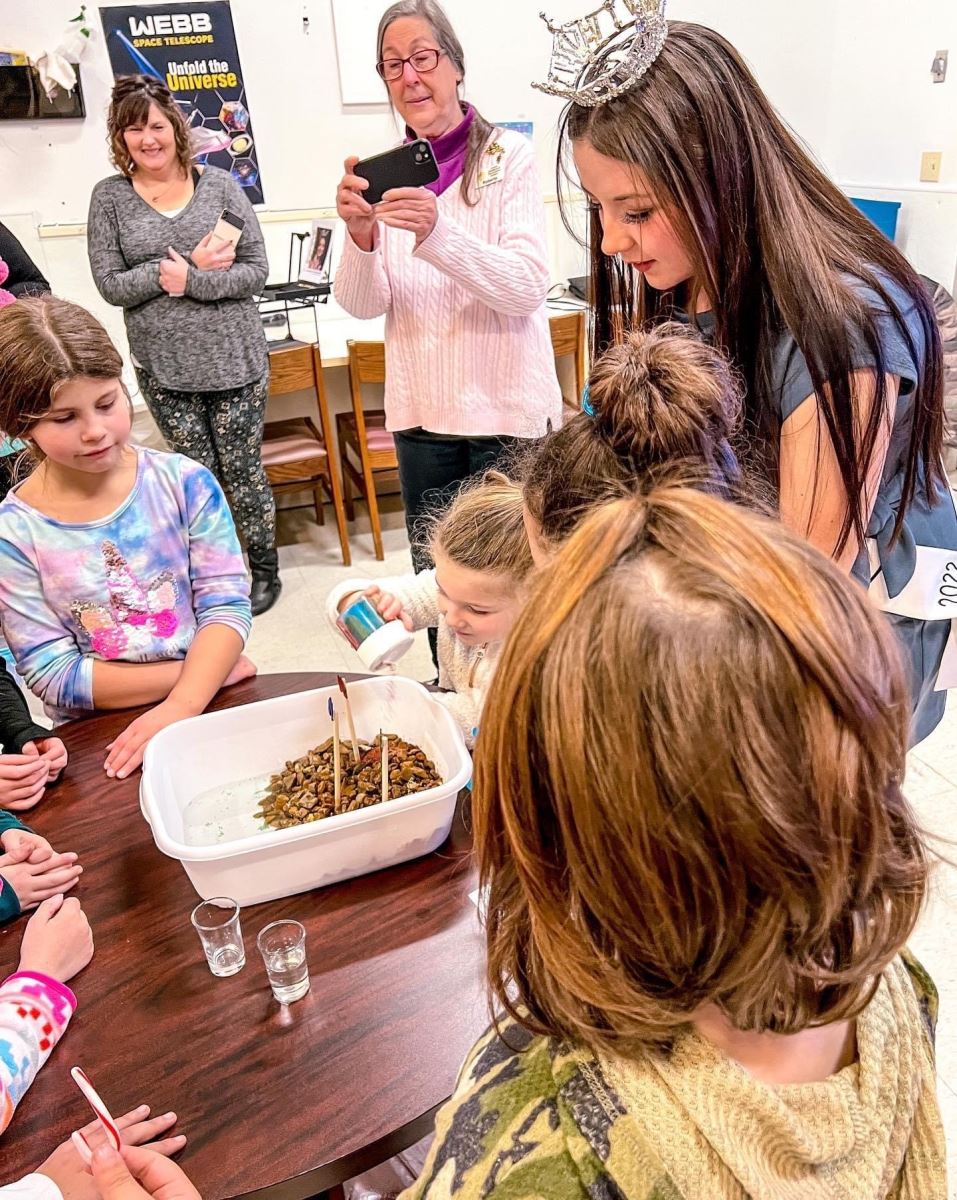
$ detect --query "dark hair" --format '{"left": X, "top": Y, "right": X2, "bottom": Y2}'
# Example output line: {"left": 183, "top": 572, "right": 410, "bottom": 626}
{"left": 476, "top": 486, "right": 926, "bottom": 1052}
{"left": 376, "top": 0, "right": 496, "bottom": 206}
{"left": 0, "top": 296, "right": 123, "bottom": 443}
{"left": 107, "top": 75, "right": 192, "bottom": 179}
{"left": 523, "top": 322, "right": 746, "bottom": 547}
{"left": 559, "top": 21, "right": 944, "bottom": 553}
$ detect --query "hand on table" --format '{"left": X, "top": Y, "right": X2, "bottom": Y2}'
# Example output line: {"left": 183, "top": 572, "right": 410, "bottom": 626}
{"left": 191, "top": 232, "right": 235, "bottom": 272}
{"left": 37, "top": 1108, "right": 187, "bottom": 1200}
{"left": 158, "top": 249, "right": 189, "bottom": 296}
{"left": 90, "top": 1143, "right": 199, "bottom": 1200}
{"left": 0, "top": 750, "right": 51, "bottom": 810}
{"left": 0, "top": 850, "right": 82, "bottom": 911}
{"left": 376, "top": 186, "right": 438, "bottom": 247}
{"left": 336, "top": 156, "right": 378, "bottom": 251}
{"left": 362, "top": 585, "right": 414, "bottom": 632}
{"left": 1, "top": 826, "right": 55, "bottom": 863}
{"left": 105, "top": 698, "right": 193, "bottom": 780}
{"left": 25, "top": 735, "right": 69, "bottom": 782}
{"left": 16, "top": 894, "right": 92, "bottom": 980}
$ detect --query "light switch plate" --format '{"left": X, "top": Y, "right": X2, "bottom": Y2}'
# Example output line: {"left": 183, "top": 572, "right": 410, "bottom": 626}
{"left": 931, "top": 49, "right": 948, "bottom": 82}
{"left": 920, "top": 151, "right": 942, "bottom": 183}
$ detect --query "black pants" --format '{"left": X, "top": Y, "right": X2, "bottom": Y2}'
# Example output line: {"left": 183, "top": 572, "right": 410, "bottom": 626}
{"left": 393, "top": 428, "right": 524, "bottom": 664}
{"left": 393, "top": 429, "right": 523, "bottom": 572}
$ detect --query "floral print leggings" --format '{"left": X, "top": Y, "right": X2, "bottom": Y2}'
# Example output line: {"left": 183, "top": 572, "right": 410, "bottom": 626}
{"left": 135, "top": 367, "right": 276, "bottom": 553}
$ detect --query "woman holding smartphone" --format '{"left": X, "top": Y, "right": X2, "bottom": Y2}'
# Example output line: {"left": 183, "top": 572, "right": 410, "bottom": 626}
{"left": 335, "top": 0, "right": 562, "bottom": 583}
{"left": 88, "top": 76, "right": 281, "bottom": 616}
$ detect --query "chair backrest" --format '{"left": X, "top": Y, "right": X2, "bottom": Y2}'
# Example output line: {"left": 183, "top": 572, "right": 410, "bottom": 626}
{"left": 346, "top": 340, "right": 386, "bottom": 447}
{"left": 268, "top": 341, "right": 321, "bottom": 396}
{"left": 348, "top": 340, "right": 386, "bottom": 386}
{"left": 266, "top": 341, "right": 334, "bottom": 450}
{"left": 548, "top": 310, "right": 586, "bottom": 402}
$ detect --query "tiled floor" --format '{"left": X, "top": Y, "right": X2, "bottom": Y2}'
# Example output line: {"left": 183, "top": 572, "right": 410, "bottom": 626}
{"left": 260, "top": 500, "right": 957, "bottom": 1190}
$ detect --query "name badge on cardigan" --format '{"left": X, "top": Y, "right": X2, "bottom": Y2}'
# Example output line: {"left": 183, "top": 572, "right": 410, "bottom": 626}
{"left": 478, "top": 142, "right": 506, "bottom": 189}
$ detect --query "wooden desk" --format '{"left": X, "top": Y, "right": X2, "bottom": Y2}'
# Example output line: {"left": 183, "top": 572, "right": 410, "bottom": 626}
{"left": 0, "top": 674, "right": 485, "bottom": 1199}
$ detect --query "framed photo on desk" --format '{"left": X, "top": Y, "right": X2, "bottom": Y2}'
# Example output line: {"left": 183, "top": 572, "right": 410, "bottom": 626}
{"left": 300, "top": 220, "right": 335, "bottom": 286}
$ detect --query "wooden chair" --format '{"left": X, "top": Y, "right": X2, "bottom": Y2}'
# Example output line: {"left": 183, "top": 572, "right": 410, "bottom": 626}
{"left": 548, "top": 309, "right": 587, "bottom": 406}
{"left": 261, "top": 340, "right": 351, "bottom": 566}
{"left": 337, "top": 340, "right": 399, "bottom": 562}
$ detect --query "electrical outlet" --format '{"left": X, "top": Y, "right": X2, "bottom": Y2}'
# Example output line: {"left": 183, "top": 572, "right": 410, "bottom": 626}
{"left": 920, "top": 151, "right": 942, "bottom": 183}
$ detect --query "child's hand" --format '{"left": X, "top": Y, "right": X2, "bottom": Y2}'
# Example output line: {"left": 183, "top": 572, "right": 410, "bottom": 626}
{"left": 16, "top": 894, "right": 92, "bottom": 980}
{"left": 23, "top": 736, "right": 69, "bottom": 782}
{"left": 0, "top": 849, "right": 82, "bottom": 911}
{"left": 222, "top": 653, "right": 258, "bottom": 688}
{"left": 363, "top": 585, "right": 414, "bottom": 632}
{"left": 0, "top": 751, "right": 50, "bottom": 810}
{"left": 90, "top": 1143, "right": 200, "bottom": 1200}
{"left": 1, "top": 827, "right": 55, "bottom": 863}
{"left": 105, "top": 698, "right": 192, "bottom": 780}
{"left": 37, "top": 1107, "right": 187, "bottom": 1200}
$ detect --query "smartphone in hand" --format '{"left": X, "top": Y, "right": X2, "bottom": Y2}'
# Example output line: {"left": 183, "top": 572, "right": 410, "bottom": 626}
{"left": 210, "top": 208, "right": 245, "bottom": 247}
{"left": 354, "top": 139, "right": 439, "bottom": 205}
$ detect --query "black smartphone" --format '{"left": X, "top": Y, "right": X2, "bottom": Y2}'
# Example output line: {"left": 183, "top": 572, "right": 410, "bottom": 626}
{"left": 354, "top": 139, "right": 439, "bottom": 205}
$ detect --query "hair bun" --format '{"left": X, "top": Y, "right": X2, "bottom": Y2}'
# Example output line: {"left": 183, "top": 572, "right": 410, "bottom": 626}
{"left": 589, "top": 322, "right": 742, "bottom": 470}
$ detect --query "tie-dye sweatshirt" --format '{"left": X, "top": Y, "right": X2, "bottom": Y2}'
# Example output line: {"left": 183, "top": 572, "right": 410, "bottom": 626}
{"left": 0, "top": 447, "right": 251, "bottom": 722}
{"left": 0, "top": 970, "right": 76, "bottom": 1135}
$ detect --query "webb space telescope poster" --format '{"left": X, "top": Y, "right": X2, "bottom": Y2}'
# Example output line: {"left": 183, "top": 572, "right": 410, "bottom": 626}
{"left": 99, "top": 1, "right": 265, "bottom": 205}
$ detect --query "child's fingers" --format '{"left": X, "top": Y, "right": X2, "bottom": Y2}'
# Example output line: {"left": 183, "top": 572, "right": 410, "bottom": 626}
{"left": 32, "top": 864, "right": 83, "bottom": 890}
{"left": 0, "top": 758, "right": 52, "bottom": 781}
{"left": 121, "top": 1111, "right": 180, "bottom": 1146}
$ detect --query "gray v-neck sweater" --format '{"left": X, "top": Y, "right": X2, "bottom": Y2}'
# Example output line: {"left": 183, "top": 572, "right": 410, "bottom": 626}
{"left": 87, "top": 166, "right": 268, "bottom": 392}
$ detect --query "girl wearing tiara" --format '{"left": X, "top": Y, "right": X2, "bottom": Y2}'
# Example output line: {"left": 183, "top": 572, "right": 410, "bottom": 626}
{"left": 544, "top": 5, "right": 956, "bottom": 742}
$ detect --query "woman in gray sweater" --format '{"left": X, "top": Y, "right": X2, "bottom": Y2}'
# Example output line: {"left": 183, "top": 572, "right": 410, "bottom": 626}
{"left": 87, "top": 75, "right": 280, "bottom": 615}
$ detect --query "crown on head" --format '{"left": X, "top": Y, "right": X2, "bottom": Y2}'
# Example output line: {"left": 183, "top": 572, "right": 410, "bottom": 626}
{"left": 532, "top": 0, "right": 668, "bottom": 108}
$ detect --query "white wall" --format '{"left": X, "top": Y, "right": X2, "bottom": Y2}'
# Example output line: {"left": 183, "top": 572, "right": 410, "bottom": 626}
{"left": 1, "top": 0, "right": 955, "bottom": 306}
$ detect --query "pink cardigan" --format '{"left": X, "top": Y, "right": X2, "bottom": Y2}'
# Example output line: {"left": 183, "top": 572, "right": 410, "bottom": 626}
{"left": 334, "top": 129, "right": 563, "bottom": 438}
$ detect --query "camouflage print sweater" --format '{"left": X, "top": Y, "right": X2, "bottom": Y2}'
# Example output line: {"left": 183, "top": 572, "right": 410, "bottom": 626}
{"left": 401, "top": 954, "right": 946, "bottom": 1200}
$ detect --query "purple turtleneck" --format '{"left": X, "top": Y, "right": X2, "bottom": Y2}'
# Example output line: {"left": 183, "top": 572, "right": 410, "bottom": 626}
{"left": 404, "top": 104, "right": 475, "bottom": 197}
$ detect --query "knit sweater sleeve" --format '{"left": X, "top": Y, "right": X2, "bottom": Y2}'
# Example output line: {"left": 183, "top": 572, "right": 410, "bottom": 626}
{"left": 183, "top": 176, "right": 268, "bottom": 303}
{"left": 412, "top": 137, "right": 550, "bottom": 317}
{"left": 87, "top": 182, "right": 164, "bottom": 309}
{"left": 0, "top": 972, "right": 77, "bottom": 1134}
{"left": 332, "top": 233, "right": 393, "bottom": 319}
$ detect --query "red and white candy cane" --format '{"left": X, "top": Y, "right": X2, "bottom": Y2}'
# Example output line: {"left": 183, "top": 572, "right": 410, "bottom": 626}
{"left": 70, "top": 1066, "right": 122, "bottom": 1163}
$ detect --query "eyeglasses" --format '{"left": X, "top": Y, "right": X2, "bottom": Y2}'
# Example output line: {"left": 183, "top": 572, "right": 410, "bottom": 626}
{"left": 376, "top": 48, "right": 444, "bottom": 81}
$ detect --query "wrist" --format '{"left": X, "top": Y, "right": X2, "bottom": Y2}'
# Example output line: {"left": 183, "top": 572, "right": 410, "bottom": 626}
{"left": 162, "top": 693, "right": 204, "bottom": 719}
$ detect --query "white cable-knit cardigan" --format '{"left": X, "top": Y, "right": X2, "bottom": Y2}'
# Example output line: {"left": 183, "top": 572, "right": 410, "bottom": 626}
{"left": 333, "top": 128, "right": 562, "bottom": 438}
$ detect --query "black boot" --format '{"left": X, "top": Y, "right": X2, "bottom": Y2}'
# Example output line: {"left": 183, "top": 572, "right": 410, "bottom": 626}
{"left": 249, "top": 546, "right": 282, "bottom": 616}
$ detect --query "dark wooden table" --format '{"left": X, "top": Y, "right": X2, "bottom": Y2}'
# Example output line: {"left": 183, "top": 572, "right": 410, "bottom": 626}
{"left": 0, "top": 673, "right": 486, "bottom": 1199}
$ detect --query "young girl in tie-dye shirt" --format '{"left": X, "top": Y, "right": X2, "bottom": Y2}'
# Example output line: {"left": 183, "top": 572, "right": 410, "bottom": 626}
{"left": 0, "top": 297, "right": 254, "bottom": 780}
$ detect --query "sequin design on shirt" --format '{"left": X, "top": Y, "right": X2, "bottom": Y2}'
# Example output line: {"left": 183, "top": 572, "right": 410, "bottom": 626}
{"left": 71, "top": 540, "right": 179, "bottom": 659}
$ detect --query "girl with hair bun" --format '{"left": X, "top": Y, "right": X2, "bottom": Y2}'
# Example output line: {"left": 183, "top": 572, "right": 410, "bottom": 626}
{"left": 522, "top": 321, "right": 747, "bottom": 560}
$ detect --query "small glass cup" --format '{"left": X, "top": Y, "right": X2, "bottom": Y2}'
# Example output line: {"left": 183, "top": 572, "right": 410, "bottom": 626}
{"left": 257, "top": 919, "right": 310, "bottom": 1004}
{"left": 191, "top": 897, "right": 245, "bottom": 977}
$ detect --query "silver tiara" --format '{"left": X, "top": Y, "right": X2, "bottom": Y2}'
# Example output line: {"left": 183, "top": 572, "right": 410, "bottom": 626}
{"left": 532, "top": 0, "right": 668, "bottom": 108}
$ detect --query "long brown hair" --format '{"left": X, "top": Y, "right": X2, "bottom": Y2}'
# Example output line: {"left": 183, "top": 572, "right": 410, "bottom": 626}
{"left": 376, "top": 0, "right": 496, "bottom": 206}
{"left": 0, "top": 297, "right": 124, "bottom": 444}
{"left": 523, "top": 322, "right": 747, "bottom": 548}
{"left": 475, "top": 487, "right": 927, "bottom": 1052}
{"left": 559, "top": 21, "right": 944, "bottom": 552}
{"left": 107, "top": 75, "right": 192, "bottom": 179}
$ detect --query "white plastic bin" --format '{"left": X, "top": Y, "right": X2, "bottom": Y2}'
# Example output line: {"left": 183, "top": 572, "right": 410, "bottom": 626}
{"left": 140, "top": 676, "right": 471, "bottom": 905}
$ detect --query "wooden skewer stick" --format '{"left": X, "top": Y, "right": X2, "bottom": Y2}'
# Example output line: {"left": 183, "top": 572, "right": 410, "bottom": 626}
{"left": 337, "top": 675, "right": 361, "bottom": 761}
{"left": 329, "top": 697, "right": 341, "bottom": 811}
{"left": 380, "top": 731, "right": 388, "bottom": 805}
